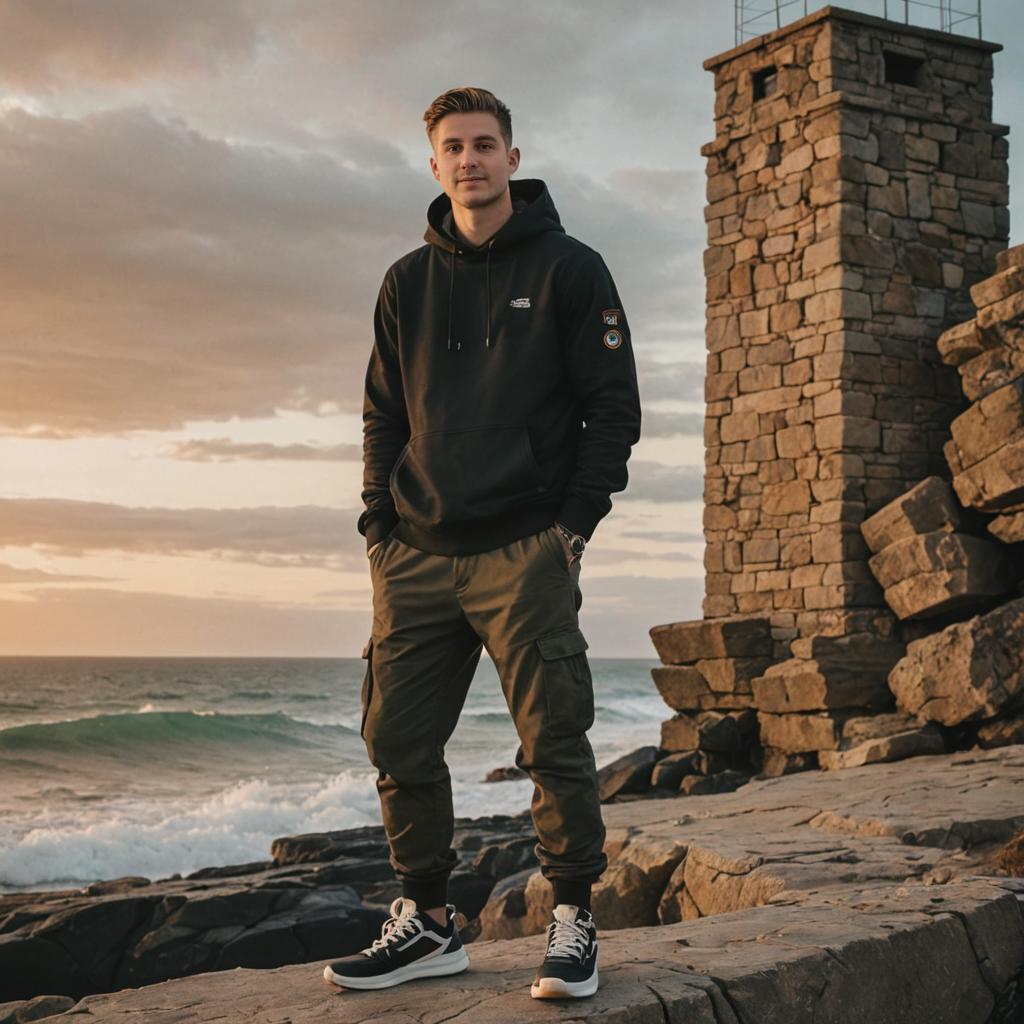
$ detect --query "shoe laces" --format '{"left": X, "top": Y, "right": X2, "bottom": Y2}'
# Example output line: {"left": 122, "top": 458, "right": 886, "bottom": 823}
{"left": 363, "top": 896, "right": 423, "bottom": 957}
{"left": 545, "top": 904, "right": 591, "bottom": 960}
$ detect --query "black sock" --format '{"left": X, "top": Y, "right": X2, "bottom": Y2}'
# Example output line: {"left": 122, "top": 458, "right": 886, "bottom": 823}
{"left": 551, "top": 878, "right": 592, "bottom": 912}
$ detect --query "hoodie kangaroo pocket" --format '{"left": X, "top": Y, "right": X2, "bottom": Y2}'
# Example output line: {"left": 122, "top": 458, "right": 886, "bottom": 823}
{"left": 390, "top": 423, "right": 545, "bottom": 529}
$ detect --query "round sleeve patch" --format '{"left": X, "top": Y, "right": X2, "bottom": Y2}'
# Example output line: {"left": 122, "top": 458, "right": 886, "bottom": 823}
{"left": 602, "top": 329, "right": 623, "bottom": 349}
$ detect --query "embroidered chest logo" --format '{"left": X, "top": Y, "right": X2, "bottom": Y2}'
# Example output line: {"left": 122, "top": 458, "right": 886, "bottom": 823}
{"left": 602, "top": 309, "right": 622, "bottom": 326}
{"left": 509, "top": 297, "right": 531, "bottom": 309}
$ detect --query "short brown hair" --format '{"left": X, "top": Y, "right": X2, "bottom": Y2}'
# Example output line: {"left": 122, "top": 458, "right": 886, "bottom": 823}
{"left": 423, "top": 87, "right": 512, "bottom": 150}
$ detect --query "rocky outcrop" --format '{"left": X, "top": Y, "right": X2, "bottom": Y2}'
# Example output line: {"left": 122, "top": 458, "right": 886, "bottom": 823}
{"left": 889, "top": 598, "right": 1024, "bottom": 727}
{"left": 10, "top": 746, "right": 1024, "bottom": 1024}
{"left": 0, "top": 813, "right": 537, "bottom": 1004}
{"left": 861, "top": 477, "right": 1011, "bottom": 621}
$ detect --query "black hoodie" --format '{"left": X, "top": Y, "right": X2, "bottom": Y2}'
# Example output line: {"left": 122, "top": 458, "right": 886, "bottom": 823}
{"left": 357, "top": 178, "right": 641, "bottom": 556}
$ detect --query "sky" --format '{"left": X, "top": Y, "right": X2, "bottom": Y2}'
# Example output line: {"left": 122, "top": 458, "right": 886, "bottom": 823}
{"left": 0, "top": 0, "right": 1020, "bottom": 658}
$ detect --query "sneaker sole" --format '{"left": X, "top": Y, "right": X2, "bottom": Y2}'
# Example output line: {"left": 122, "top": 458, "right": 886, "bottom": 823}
{"left": 530, "top": 967, "right": 599, "bottom": 999}
{"left": 323, "top": 948, "right": 470, "bottom": 991}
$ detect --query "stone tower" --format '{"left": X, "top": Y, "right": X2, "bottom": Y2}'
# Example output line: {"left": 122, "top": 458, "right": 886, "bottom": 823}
{"left": 700, "top": 5, "right": 1009, "bottom": 646}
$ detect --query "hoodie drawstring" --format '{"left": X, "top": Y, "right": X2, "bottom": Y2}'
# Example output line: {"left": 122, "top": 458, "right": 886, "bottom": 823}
{"left": 448, "top": 240, "right": 495, "bottom": 353}
{"left": 485, "top": 240, "right": 493, "bottom": 350}
{"left": 447, "top": 251, "right": 455, "bottom": 351}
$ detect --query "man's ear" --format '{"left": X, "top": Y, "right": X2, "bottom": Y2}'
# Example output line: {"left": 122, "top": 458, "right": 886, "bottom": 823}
{"left": 429, "top": 155, "right": 440, "bottom": 182}
{"left": 508, "top": 146, "right": 521, "bottom": 174}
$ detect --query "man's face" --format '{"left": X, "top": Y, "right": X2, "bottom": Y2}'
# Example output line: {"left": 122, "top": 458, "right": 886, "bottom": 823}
{"left": 429, "top": 111, "right": 520, "bottom": 212}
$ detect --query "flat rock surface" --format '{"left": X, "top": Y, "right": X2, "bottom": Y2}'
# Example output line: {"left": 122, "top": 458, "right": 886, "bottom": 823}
{"left": 30, "top": 746, "right": 1024, "bottom": 1023}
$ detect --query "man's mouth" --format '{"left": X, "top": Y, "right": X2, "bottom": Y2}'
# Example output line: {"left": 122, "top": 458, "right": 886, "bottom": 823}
{"left": 459, "top": 176, "right": 485, "bottom": 183}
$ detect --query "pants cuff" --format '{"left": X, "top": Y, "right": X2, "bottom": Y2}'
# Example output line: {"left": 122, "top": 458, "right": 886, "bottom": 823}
{"left": 551, "top": 877, "right": 593, "bottom": 911}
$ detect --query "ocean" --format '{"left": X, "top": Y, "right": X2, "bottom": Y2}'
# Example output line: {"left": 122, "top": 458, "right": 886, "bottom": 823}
{"left": 0, "top": 655, "right": 664, "bottom": 894}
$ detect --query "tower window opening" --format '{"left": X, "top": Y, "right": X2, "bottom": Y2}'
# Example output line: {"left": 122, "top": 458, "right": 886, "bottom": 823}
{"left": 753, "top": 66, "right": 779, "bottom": 100}
{"left": 884, "top": 51, "right": 925, "bottom": 87}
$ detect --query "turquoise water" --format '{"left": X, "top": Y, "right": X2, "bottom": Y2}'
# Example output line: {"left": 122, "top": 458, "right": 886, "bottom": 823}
{"left": 0, "top": 655, "right": 663, "bottom": 892}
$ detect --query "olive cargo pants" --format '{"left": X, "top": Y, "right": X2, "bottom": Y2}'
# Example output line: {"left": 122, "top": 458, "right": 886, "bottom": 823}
{"left": 359, "top": 524, "right": 608, "bottom": 908}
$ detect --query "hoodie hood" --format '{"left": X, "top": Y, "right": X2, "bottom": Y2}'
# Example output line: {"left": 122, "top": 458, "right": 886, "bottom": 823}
{"left": 423, "top": 179, "right": 565, "bottom": 353}
{"left": 424, "top": 178, "right": 565, "bottom": 254}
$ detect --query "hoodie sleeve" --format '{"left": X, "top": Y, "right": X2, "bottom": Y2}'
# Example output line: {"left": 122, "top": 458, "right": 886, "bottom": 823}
{"left": 555, "top": 249, "right": 642, "bottom": 540}
{"left": 357, "top": 268, "right": 409, "bottom": 551}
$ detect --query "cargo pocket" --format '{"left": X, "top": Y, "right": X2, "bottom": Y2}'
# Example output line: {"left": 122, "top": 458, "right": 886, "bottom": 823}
{"left": 536, "top": 628, "right": 594, "bottom": 738}
{"left": 359, "top": 637, "right": 374, "bottom": 740}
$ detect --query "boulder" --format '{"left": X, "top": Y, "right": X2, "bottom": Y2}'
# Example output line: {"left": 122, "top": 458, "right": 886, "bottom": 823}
{"left": 596, "top": 746, "right": 658, "bottom": 802}
{"left": 650, "top": 749, "right": 738, "bottom": 788}
{"left": 867, "top": 531, "right": 1010, "bottom": 620}
{"left": 888, "top": 597, "right": 1024, "bottom": 726}
{"left": 996, "top": 241, "right": 1024, "bottom": 272}
{"left": 483, "top": 766, "right": 527, "bottom": 782}
{"left": 649, "top": 616, "right": 772, "bottom": 665}
{"left": 860, "top": 476, "right": 961, "bottom": 553}
{"left": 757, "top": 710, "right": 857, "bottom": 753}
{"left": 0, "top": 995, "right": 75, "bottom": 1024}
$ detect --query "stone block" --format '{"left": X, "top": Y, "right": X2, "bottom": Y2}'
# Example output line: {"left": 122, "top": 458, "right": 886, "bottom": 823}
{"left": 860, "top": 476, "right": 961, "bottom": 553}
{"left": 888, "top": 597, "right": 1024, "bottom": 726}
{"left": 757, "top": 710, "right": 856, "bottom": 753}
{"left": 969, "top": 265, "right": 1024, "bottom": 309}
{"left": 752, "top": 634, "right": 902, "bottom": 714}
{"left": 649, "top": 616, "right": 773, "bottom": 665}
{"left": 988, "top": 507, "right": 1024, "bottom": 544}
{"left": 952, "top": 437, "right": 1024, "bottom": 512}
{"left": 977, "top": 290, "right": 1024, "bottom": 350}
{"left": 949, "top": 378, "right": 1024, "bottom": 470}
{"left": 996, "top": 241, "right": 1024, "bottom": 272}
{"left": 815, "top": 415, "right": 881, "bottom": 451}
{"left": 958, "top": 346, "right": 1024, "bottom": 402}
{"left": 870, "top": 532, "right": 1010, "bottom": 620}
{"left": 818, "top": 719, "right": 946, "bottom": 770}
{"left": 651, "top": 666, "right": 754, "bottom": 712}
{"left": 660, "top": 709, "right": 758, "bottom": 754}
{"left": 936, "top": 319, "right": 992, "bottom": 367}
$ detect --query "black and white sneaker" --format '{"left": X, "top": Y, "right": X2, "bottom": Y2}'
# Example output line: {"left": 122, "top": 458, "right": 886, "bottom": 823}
{"left": 322, "top": 896, "right": 469, "bottom": 990}
{"left": 530, "top": 904, "right": 599, "bottom": 999}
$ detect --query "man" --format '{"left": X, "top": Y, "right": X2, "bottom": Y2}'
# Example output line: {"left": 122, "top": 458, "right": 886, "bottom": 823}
{"left": 323, "top": 86, "right": 641, "bottom": 1000}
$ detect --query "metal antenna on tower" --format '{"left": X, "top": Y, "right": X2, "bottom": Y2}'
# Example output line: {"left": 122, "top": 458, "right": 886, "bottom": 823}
{"left": 735, "top": 0, "right": 982, "bottom": 45}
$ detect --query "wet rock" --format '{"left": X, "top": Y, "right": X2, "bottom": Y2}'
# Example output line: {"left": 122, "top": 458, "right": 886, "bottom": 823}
{"left": 0, "top": 995, "right": 75, "bottom": 1024}
{"left": 483, "top": 766, "right": 527, "bottom": 782}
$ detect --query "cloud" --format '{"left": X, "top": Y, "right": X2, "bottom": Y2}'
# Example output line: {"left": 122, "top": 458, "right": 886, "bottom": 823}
{"left": 619, "top": 529, "right": 705, "bottom": 543}
{"left": 0, "top": 0, "right": 264, "bottom": 91}
{"left": 0, "top": 562, "right": 113, "bottom": 584}
{"left": 638, "top": 361, "right": 705, "bottom": 403}
{"left": 641, "top": 408, "right": 704, "bottom": 438}
{"left": 0, "top": 104, "right": 428, "bottom": 437}
{"left": 620, "top": 461, "right": 704, "bottom": 503}
{"left": 0, "top": 497, "right": 364, "bottom": 568}
{"left": 160, "top": 438, "right": 361, "bottom": 462}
